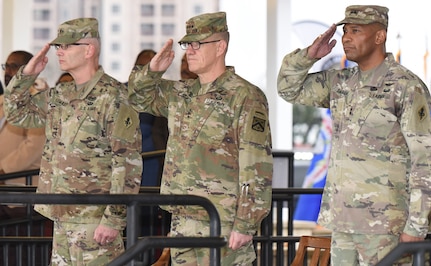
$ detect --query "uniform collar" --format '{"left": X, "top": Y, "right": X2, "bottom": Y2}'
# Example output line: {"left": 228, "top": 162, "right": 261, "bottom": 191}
{"left": 358, "top": 54, "right": 393, "bottom": 88}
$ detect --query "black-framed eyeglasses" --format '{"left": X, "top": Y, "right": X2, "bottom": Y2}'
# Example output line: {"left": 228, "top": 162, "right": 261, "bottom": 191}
{"left": 52, "top": 43, "right": 90, "bottom": 50}
{"left": 179, "top": 40, "right": 220, "bottom": 50}
{"left": 1, "top": 63, "right": 22, "bottom": 71}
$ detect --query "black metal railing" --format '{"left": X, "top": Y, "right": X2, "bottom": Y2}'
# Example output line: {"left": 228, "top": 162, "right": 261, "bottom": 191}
{"left": 375, "top": 240, "right": 431, "bottom": 266}
{"left": 0, "top": 186, "right": 324, "bottom": 266}
{"left": 0, "top": 150, "right": 332, "bottom": 266}
{"left": 0, "top": 192, "right": 226, "bottom": 266}
{"left": 2, "top": 150, "right": 430, "bottom": 265}
{"left": 0, "top": 169, "right": 39, "bottom": 186}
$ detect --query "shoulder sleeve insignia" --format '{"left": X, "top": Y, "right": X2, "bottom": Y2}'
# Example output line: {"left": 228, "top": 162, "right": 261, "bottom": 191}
{"left": 113, "top": 104, "right": 138, "bottom": 141}
{"left": 252, "top": 114, "right": 266, "bottom": 132}
{"left": 245, "top": 109, "right": 269, "bottom": 145}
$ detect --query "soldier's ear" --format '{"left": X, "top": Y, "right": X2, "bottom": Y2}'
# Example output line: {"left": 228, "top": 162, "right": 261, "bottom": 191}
{"left": 375, "top": 29, "right": 386, "bottom": 45}
{"left": 216, "top": 40, "right": 227, "bottom": 56}
{"left": 85, "top": 44, "right": 96, "bottom": 58}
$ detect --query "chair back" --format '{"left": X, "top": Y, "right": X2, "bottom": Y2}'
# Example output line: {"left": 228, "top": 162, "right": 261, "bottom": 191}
{"left": 291, "top": 235, "right": 331, "bottom": 266}
{"left": 151, "top": 247, "right": 170, "bottom": 266}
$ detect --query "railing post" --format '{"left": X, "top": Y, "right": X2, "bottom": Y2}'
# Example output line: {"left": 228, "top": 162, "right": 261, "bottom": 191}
{"left": 126, "top": 203, "right": 139, "bottom": 266}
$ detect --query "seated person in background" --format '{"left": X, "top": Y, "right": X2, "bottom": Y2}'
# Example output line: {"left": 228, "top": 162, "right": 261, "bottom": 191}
{"left": 0, "top": 50, "right": 46, "bottom": 191}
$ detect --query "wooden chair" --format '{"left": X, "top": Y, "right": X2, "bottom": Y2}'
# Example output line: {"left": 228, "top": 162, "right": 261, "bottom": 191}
{"left": 291, "top": 235, "right": 331, "bottom": 266}
{"left": 151, "top": 247, "right": 170, "bottom": 266}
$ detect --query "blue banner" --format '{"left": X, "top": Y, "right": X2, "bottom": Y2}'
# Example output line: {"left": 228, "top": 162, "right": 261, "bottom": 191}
{"left": 293, "top": 108, "right": 331, "bottom": 222}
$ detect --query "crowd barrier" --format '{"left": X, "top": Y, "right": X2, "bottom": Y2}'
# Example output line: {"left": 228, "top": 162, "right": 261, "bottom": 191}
{"left": 0, "top": 192, "right": 225, "bottom": 266}
{"left": 1, "top": 151, "right": 430, "bottom": 265}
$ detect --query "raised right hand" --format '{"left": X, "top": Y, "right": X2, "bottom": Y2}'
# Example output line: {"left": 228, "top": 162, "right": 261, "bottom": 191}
{"left": 149, "top": 39, "right": 175, "bottom": 72}
{"left": 22, "top": 43, "right": 50, "bottom": 76}
{"left": 307, "top": 24, "right": 337, "bottom": 60}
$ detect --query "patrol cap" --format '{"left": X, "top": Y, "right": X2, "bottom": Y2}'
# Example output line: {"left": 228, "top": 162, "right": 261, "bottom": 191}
{"left": 336, "top": 5, "right": 389, "bottom": 28}
{"left": 51, "top": 18, "right": 100, "bottom": 45}
{"left": 179, "top": 12, "right": 228, "bottom": 43}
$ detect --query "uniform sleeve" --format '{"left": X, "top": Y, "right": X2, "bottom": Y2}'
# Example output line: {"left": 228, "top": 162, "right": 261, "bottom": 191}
{"left": 128, "top": 64, "right": 169, "bottom": 117}
{"left": 100, "top": 99, "right": 143, "bottom": 230}
{"left": 277, "top": 48, "right": 330, "bottom": 108}
{"left": 233, "top": 90, "right": 273, "bottom": 235}
{"left": 400, "top": 82, "right": 431, "bottom": 237}
{"left": 3, "top": 67, "right": 47, "bottom": 128}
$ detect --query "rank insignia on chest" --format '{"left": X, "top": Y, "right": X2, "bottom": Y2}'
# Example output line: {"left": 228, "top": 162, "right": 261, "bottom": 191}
{"left": 252, "top": 116, "right": 266, "bottom": 132}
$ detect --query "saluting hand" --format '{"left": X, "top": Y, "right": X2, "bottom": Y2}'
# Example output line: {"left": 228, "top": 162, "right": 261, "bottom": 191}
{"left": 149, "top": 39, "right": 175, "bottom": 72}
{"left": 307, "top": 24, "right": 337, "bottom": 60}
{"left": 22, "top": 43, "right": 50, "bottom": 76}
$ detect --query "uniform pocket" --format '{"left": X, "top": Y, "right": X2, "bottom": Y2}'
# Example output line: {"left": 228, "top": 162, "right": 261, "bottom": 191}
{"left": 353, "top": 106, "right": 397, "bottom": 150}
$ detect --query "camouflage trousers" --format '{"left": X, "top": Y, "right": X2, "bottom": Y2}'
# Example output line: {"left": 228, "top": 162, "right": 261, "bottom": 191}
{"left": 170, "top": 215, "right": 255, "bottom": 266}
{"left": 50, "top": 221, "right": 124, "bottom": 266}
{"left": 331, "top": 231, "right": 412, "bottom": 266}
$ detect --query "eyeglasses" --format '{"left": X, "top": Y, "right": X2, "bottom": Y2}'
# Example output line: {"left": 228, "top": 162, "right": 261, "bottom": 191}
{"left": 52, "top": 43, "right": 89, "bottom": 50}
{"left": 179, "top": 40, "right": 220, "bottom": 50}
{"left": 1, "top": 63, "right": 22, "bottom": 71}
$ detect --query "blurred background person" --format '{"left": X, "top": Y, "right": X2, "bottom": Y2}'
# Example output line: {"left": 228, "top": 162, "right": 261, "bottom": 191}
{"left": 55, "top": 72, "right": 73, "bottom": 85}
{"left": 2, "top": 51, "right": 33, "bottom": 91}
{"left": 180, "top": 53, "right": 198, "bottom": 79}
{"left": 0, "top": 50, "right": 46, "bottom": 191}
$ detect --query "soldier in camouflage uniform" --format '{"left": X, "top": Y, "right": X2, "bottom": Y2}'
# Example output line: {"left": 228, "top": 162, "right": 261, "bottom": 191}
{"left": 3, "top": 18, "right": 142, "bottom": 265}
{"left": 278, "top": 5, "right": 431, "bottom": 265}
{"left": 128, "top": 12, "right": 273, "bottom": 266}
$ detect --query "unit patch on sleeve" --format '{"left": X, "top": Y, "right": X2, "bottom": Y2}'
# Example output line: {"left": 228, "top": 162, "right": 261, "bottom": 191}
{"left": 252, "top": 114, "right": 266, "bottom": 132}
{"left": 245, "top": 109, "right": 268, "bottom": 145}
{"left": 113, "top": 104, "right": 139, "bottom": 141}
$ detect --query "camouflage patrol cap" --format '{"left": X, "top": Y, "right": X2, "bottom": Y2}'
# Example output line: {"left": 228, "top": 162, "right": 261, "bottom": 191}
{"left": 336, "top": 5, "right": 389, "bottom": 28}
{"left": 51, "top": 18, "right": 100, "bottom": 45}
{"left": 179, "top": 12, "right": 228, "bottom": 43}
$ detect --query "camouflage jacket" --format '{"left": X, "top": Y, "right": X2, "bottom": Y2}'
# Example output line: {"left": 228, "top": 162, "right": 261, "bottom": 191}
{"left": 278, "top": 48, "right": 431, "bottom": 237}
{"left": 128, "top": 65, "right": 273, "bottom": 235}
{"left": 4, "top": 67, "right": 142, "bottom": 230}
